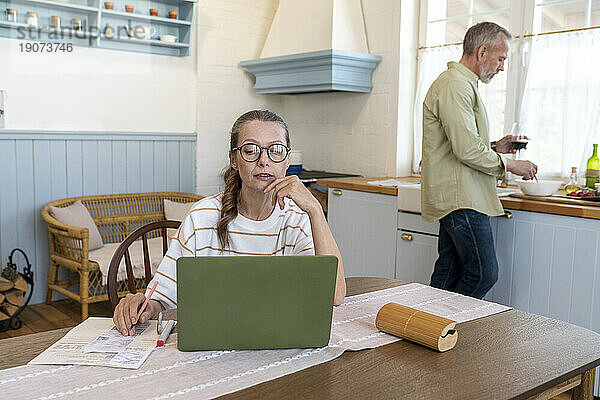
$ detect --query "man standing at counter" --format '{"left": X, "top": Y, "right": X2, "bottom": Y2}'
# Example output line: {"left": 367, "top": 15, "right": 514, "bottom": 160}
{"left": 421, "top": 22, "right": 538, "bottom": 299}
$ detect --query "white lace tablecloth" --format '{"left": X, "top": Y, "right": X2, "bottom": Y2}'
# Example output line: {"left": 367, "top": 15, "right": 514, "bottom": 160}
{"left": 0, "top": 283, "right": 511, "bottom": 400}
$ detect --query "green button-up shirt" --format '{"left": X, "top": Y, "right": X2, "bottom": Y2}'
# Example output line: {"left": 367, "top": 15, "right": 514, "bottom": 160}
{"left": 421, "top": 61, "right": 505, "bottom": 222}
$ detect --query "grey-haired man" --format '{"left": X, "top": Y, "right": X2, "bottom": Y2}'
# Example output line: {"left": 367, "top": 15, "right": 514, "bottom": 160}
{"left": 421, "top": 22, "right": 537, "bottom": 299}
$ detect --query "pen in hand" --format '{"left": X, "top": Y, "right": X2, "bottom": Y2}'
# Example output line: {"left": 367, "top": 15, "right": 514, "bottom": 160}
{"left": 129, "top": 281, "right": 158, "bottom": 335}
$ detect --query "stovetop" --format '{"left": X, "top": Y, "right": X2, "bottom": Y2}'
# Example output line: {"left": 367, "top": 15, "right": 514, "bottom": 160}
{"left": 290, "top": 169, "right": 361, "bottom": 183}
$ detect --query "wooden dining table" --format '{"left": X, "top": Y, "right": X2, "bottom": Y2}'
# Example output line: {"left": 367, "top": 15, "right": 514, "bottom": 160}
{"left": 1, "top": 277, "right": 600, "bottom": 399}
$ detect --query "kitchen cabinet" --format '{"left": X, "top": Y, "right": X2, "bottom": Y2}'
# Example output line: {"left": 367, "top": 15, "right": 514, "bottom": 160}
{"left": 0, "top": 0, "right": 195, "bottom": 56}
{"left": 396, "top": 211, "right": 439, "bottom": 284}
{"left": 326, "top": 188, "right": 397, "bottom": 278}
{"left": 325, "top": 188, "right": 439, "bottom": 282}
{"left": 487, "top": 209, "right": 600, "bottom": 330}
{"left": 393, "top": 207, "right": 600, "bottom": 338}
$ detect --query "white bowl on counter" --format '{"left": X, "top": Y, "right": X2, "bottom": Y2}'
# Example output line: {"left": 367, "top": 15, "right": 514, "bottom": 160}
{"left": 516, "top": 179, "right": 562, "bottom": 196}
{"left": 397, "top": 183, "right": 422, "bottom": 213}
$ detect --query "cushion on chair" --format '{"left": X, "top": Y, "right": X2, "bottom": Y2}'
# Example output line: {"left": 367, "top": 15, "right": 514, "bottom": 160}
{"left": 49, "top": 200, "right": 104, "bottom": 250}
{"left": 164, "top": 199, "right": 197, "bottom": 239}
{"left": 164, "top": 199, "right": 196, "bottom": 221}
{"left": 90, "top": 237, "right": 165, "bottom": 285}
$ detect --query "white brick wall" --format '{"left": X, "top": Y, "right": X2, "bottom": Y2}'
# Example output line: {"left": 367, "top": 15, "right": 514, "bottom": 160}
{"left": 194, "top": 0, "right": 282, "bottom": 195}
{"left": 194, "top": 0, "right": 417, "bottom": 194}
{"left": 277, "top": 0, "right": 408, "bottom": 177}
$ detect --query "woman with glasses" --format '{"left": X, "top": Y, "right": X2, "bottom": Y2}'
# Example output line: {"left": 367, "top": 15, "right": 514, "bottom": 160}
{"left": 113, "top": 110, "right": 346, "bottom": 336}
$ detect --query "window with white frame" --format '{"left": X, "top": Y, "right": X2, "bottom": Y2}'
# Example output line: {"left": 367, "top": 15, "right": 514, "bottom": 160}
{"left": 414, "top": 0, "right": 600, "bottom": 180}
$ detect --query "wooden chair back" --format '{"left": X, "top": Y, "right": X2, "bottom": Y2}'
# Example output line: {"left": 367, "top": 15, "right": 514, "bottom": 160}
{"left": 107, "top": 220, "right": 181, "bottom": 309}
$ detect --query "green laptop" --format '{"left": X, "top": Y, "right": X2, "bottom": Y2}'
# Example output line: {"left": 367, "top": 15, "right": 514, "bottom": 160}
{"left": 176, "top": 255, "right": 338, "bottom": 351}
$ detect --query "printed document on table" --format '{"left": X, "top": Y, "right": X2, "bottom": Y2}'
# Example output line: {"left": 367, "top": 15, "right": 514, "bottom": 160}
{"left": 28, "top": 317, "right": 158, "bottom": 369}
{"left": 83, "top": 321, "right": 151, "bottom": 353}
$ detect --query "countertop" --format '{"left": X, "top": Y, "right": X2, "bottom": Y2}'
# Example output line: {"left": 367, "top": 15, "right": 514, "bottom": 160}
{"left": 315, "top": 176, "right": 420, "bottom": 196}
{"left": 316, "top": 176, "right": 600, "bottom": 220}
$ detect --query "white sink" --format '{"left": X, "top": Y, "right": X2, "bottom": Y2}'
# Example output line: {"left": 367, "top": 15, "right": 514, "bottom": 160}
{"left": 397, "top": 183, "right": 519, "bottom": 212}
{"left": 397, "top": 183, "right": 422, "bottom": 213}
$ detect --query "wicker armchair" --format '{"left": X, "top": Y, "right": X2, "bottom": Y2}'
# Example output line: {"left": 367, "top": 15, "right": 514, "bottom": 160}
{"left": 41, "top": 192, "right": 203, "bottom": 320}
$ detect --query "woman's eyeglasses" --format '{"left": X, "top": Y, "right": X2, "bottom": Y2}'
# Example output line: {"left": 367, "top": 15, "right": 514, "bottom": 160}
{"left": 232, "top": 143, "right": 290, "bottom": 163}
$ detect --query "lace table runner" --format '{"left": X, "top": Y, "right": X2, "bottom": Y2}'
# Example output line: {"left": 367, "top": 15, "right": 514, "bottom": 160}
{"left": 0, "top": 283, "right": 511, "bottom": 399}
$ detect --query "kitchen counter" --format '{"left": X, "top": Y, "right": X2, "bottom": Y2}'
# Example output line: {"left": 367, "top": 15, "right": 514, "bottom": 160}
{"left": 316, "top": 176, "right": 600, "bottom": 220}
{"left": 315, "top": 176, "right": 419, "bottom": 196}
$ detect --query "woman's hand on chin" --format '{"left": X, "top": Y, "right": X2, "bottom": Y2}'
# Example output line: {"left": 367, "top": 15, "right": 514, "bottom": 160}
{"left": 264, "top": 175, "right": 321, "bottom": 215}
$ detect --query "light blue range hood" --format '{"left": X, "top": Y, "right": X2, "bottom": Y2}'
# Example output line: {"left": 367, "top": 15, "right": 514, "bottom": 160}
{"left": 240, "top": 49, "right": 381, "bottom": 94}
{"left": 240, "top": 0, "right": 381, "bottom": 95}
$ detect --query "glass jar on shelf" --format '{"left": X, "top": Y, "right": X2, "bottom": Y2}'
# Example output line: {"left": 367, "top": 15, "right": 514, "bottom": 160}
{"left": 72, "top": 18, "right": 82, "bottom": 30}
{"left": 6, "top": 9, "right": 18, "bottom": 23}
{"left": 27, "top": 11, "right": 37, "bottom": 27}
{"left": 51, "top": 15, "right": 61, "bottom": 29}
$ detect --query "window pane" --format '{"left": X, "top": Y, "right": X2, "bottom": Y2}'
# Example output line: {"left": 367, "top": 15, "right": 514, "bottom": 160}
{"left": 426, "top": 0, "right": 513, "bottom": 46}
{"left": 426, "top": 13, "right": 511, "bottom": 46}
{"left": 472, "top": 0, "right": 510, "bottom": 14}
{"left": 479, "top": 62, "right": 508, "bottom": 141}
{"left": 472, "top": 12, "right": 511, "bottom": 31}
{"left": 427, "top": 18, "right": 470, "bottom": 46}
{"left": 535, "top": 0, "right": 594, "bottom": 33}
{"left": 427, "top": 0, "right": 469, "bottom": 22}
{"left": 591, "top": 0, "right": 600, "bottom": 25}
{"left": 427, "top": 0, "right": 510, "bottom": 22}
{"left": 520, "top": 30, "right": 600, "bottom": 177}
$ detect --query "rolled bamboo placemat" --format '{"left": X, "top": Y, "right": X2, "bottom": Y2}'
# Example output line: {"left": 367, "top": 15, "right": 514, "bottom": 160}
{"left": 375, "top": 303, "right": 458, "bottom": 352}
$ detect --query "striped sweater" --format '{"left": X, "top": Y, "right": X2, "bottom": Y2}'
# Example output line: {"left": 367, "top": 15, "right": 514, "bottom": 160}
{"left": 147, "top": 192, "right": 315, "bottom": 308}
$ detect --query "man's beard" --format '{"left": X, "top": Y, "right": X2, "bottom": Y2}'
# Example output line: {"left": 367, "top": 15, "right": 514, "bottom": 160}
{"left": 479, "top": 64, "right": 496, "bottom": 84}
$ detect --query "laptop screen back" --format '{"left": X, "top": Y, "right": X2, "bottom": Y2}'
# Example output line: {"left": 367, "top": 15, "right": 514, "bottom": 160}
{"left": 176, "top": 255, "right": 338, "bottom": 351}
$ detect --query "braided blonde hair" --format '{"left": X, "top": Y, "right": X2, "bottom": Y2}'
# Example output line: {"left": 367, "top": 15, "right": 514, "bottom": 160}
{"left": 217, "top": 110, "right": 290, "bottom": 251}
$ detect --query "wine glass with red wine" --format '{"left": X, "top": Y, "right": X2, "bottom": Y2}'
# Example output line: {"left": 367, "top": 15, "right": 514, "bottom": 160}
{"left": 509, "top": 122, "right": 529, "bottom": 151}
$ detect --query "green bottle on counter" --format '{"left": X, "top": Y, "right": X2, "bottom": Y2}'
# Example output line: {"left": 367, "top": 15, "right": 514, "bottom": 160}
{"left": 586, "top": 143, "right": 599, "bottom": 189}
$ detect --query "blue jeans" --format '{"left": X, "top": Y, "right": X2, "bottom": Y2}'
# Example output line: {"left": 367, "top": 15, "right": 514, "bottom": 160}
{"left": 430, "top": 209, "right": 498, "bottom": 299}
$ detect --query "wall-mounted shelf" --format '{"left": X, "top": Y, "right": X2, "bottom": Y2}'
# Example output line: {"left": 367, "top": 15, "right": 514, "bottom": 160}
{"left": 0, "top": 20, "right": 98, "bottom": 37}
{"left": 101, "top": 34, "right": 188, "bottom": 48}
{"left": 0, "top": 0, "right": 195, "bottom": 56}
{"left": 8, "top": 0, "right": 98, "bottom": 13}
{"left": 102, "top": 9, "right": 191, "bottom": 26}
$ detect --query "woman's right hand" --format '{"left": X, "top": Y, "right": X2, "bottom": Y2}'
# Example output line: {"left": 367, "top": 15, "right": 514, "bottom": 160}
{"left": 113, "top": 293, "right": 159, "bottom": 336}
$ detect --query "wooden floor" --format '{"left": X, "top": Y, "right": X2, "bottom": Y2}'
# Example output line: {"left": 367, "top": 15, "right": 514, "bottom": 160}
{"left": 0, "top": 300, "right": 113, "bottom": 339}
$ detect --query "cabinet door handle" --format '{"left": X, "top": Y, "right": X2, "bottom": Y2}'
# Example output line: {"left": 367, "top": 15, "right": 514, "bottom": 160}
{"left": 502, "top": 211, "right": 513, "bottom": 219}
{"left": 400, "top": 233, "right": 413, "bottom": 241}
{"left": 332, "top": 189, "right": 343, "bottom": 196}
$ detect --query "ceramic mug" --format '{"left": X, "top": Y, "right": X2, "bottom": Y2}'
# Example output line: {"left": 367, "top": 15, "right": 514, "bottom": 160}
{"left": 159, "top": 34, "right": 176, "bottom": 42}
{"left": 133, "top": 25, "right": 156, "bottom": 39}
{"left": 51, "top": 15, "right": 61, "bottom": 29}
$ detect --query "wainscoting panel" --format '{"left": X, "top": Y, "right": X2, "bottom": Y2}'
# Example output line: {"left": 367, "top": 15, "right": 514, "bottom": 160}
{"left": 0, "top": 130, "right": 196, "bottom": 305}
